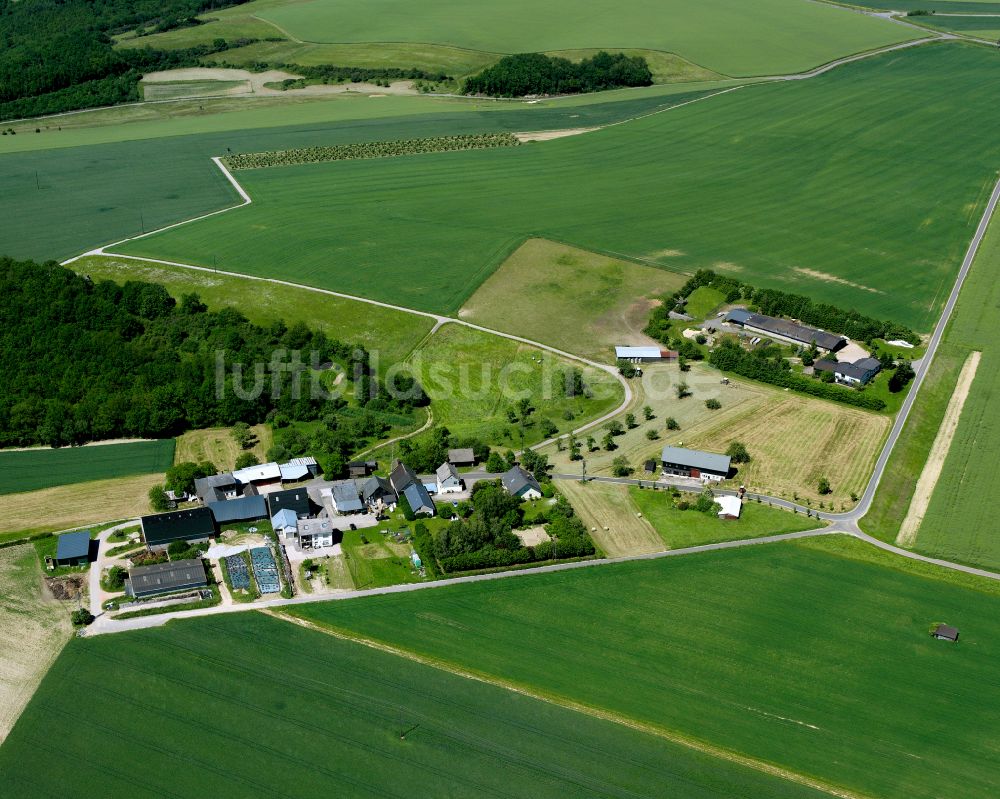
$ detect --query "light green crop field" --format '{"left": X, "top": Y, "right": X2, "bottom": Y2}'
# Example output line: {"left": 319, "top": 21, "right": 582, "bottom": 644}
{"left": 0, "top": 440, "right": 175, "bottom": 496}
{"left": 850, "top": 0, "right": 1000, "bottom": 10}
{"left": 288, "top": 538, "right": 1000, "bottom": 799}
{"left": 0, "top": 84, "right": 719, "bottom": 262}
{"left": 460, "top": 239, "right": 686, "bottom": 362}
{"left": 257, "top": 0, "right": 916, "bottom": 77}
{"left": 410, "top": 324, "right": 623, "bottom": 447}
{"left": 119, "top": 44, "right": 1000, "bottom": 327}
{"left": 69, "top": 255, "right": 433, "bottom": 368}
{"left": 628, "top": 487, "right": 819, "bottom": 548}
{"left": 0, "top": 613, "right": 828, "bottom": 799}
{"left": 917, "top": 14, "right": 1000, "bottom": 39}
{"left": 893, "top": 200, "right": 1000, "bottom": 570}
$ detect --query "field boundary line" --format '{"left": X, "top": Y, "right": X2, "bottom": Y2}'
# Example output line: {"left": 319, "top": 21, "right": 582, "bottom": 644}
{"left": 896, "top": 350, "right": 981, "bottom": 547}
{"left": 264, "top": 609, "right": 870, "bottom": 799}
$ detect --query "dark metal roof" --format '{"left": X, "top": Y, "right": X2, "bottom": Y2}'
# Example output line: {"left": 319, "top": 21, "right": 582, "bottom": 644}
{"left": 501, "top": 466, "right": 542, "bottom": 497}
{"left": 208, "top": 495, "right": 267, "bottom": 523}
{"left": 389, "top": 461, "right": 420, "bottom": 494}
{"left": 362, "top": 475, "right": 394, "bottom": 502}
{"left": 266, "top": 488, "right": 312, "bottom": 518}
{"left": 661, "top": 446, "right": 731, "bottom": 475}
{"left": 331, "top": 481, "right": 364, "bottom": 512}
{"left": 56, "top": 531, "right": 90, "bottom": 561}
{"left": 403, "top": 482, "right": 435, "bottom": 514}
{"left": 725, "top": 308, "right": 752, "bottom": 325}
{"left": 933, "top": 624, "right": 959, "bottom": 641}
{"left": 744, "top": 313, "right": 845, "bottom": 351}
{"left": 141, "top": 507, "right": 215, "bottom": 546}
{"left": 128, "top": 558, "right": 207, "bottom": 595}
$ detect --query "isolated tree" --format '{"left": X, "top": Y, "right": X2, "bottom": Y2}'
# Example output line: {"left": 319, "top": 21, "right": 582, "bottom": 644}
{"left": 606, "top": 420, "right": 625, "bottom": 436}
{"left": 705, "top": 398, "right": 721, "bottom": 410}
{"left": 617, "top": 359, "right": 638, "bottom": 378}
{"left": 586, "top": 435, "right": 598, "bottom": 452}
{"left": 726, "top": 441, "right": 751, "bottom": 464}
{"left": 234, "top": 452, "right": 259, "bottom": 470}
{"left": 625, "top": 412, "right": 637, "bottom": 429}
{"left": 676, "top": 382, "right": 690, "bottom": 399}
{"left": 231, "top": 422, "right": 258, "bottom": 450}
{"left": 818, "top": 477, "right": 832, "bottom": 495}
{"left": 645, "top": 429, "right": 659, "bottom": 441}
{"left": 602, "top": 432, "right": 617, "bottom": 451}
{"left": 642, "top": 405, "right": 654, "bottom": 421}
{"left": 665, "top": 417, "right": 680, "bottom": 431}
{"left": 71, "top": 609, "right": 94, "bottom": 627}
{"left": 889, "top": 360, "right": 915, "bottom": 393}
{"left": 540, "top": 418, "right": 558, "bottom": 438}
{"left": 148, "top": 484, "right": 170, "bottom": 512}
{"left": 694, "top": 490, "right": 720, "bottom": 515}
{"left": 611, "top": 456, "right": 633, "bottom": 477}
{"left": 485, "top": 451, "right": 506, "bottom": 473}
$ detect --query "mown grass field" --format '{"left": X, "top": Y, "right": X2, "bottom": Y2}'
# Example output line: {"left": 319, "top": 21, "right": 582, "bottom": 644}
{"left": 555, "top": 480, "right": 665, "bottom": 556}
{"left": 69, "top": 255, "right": 434, "bottom": 369}
{"left": 0, "top": 84, "right": 718, "bottom": 263}
{"left": 288, "top": 538, "right": 1000, "bottom": 799}
{"left": 889, "top": 198, "right": 1000, "bottom": 570}
{"left": 459, "top": 239, "right": 686, "bottom": 362}
{"left": 628, "top": 486, "right": 818, "bottom": 548}
{"left": 0, "top": 613, "right": 828, "bottom": 799}
{"left": 0, "top": 440, "right": 174, "bottom": 496}
{"left": 0, "top": 545, "right": 70, "bottom": 743}
{"left": 0, "top": 474, "right": 162, "bottom": 536}
{"left": 411, "top": 324, "right": 623, "bottom": 447}
{"left": 174, "top": 426, "right": 273, "bottom": 470}
{"left": 120, "top": 44, "right": 1000, "bottom": 326}
{"left": 257, "top": 0, "right": 915, "bottom": 76}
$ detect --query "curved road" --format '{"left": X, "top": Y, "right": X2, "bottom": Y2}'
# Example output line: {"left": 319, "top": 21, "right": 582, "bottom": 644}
{"left": 59, "top": 35, "right": 1000, "bottom": 636}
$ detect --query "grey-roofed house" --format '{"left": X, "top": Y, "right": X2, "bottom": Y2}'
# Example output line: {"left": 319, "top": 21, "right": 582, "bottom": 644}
{"left": 266, "top": 488, "right": 312, "bottom": 519}
{"left": 54, "top": 530, "right": 91, "bottom": 567}
{"left": 271, "top": 508, "right": 299, "bottom": 542}
{"left": 194, "top": 472, "right": 239, "bottom": 504}
{"left": 362, "top": 476, "right": 396, "bottom": 512}
{"left": 436, "top": 462, "right": 463, "bottom": 494}
{"left": 141, "top": 507, "right": 216, "bottom": 552}
{"left": 207, "top": 494, "right": 268, "bottom": 524}
{"left": 739, "top": 313, "right": 846, "bottom": 353}
{"left": 331, "top": 480, "right": 364, "bottom": 514}
{"left": 660, "top": 446, "right": 731, "bottom": 482}
{"left": 126, "top": 558, "right": 208, "bottom": 599}
{"left": 814, "top": 357, "right": 882, "bottom": 387}
{"left": 447, "top": 448, "right": 476, "bottom": 467}
{"left": 932, "top": 624, "right": 960, "bottom": 642}
{"left": 296, "top": 517, "right": 341, "bottom": 549}
{"left": 389, "top": 461, "right": 420, "bottom": 495}
{"left": 403, "top": 482, "right": 436, "bottom": 516}
{"left": 501, "top": 466, "right": 543, "bottom": 501}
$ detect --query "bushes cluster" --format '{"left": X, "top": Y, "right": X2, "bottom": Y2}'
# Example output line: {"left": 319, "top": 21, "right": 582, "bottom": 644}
{"left": 654, "top": 269, "right": 919, "bottom": 345}
{"left": 0, "top": 258, "right": 424, "bottom": 448}
{"left": 463, "top": 51, "right": 652, "bottom": 97}
{"left": 223, "top": 133, "right": 520, "bottom": 170}
{"left": 709, "top": 339, "right": 887, "bottom": 411}
{"left": 273, "top": 63, "right": 449, "bottom": 84}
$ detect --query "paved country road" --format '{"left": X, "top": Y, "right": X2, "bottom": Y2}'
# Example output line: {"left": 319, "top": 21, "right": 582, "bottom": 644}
{"left": 59, "top": 35, "right": 1000, "bottom": 636}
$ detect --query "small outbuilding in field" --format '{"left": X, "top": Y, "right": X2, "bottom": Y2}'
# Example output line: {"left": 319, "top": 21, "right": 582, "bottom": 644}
{"left": 931, "top": 624, "right": 960, "bottom": 642}
{"left": 716, "top": 495, "right": 743, "bottom": 520}
{"left": 53, "top": 530, "right": 92, "bottom": 567}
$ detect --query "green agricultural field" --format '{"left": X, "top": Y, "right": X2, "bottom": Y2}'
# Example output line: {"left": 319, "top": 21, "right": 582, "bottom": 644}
{"left": 460, "top": 239, "right": 686, "bottom": 362}
{"left": 256, "top": 0, "right": 915, "bottom": 77}
{"left": 0, "top": 613, "right": 828, "bottom": 799}
{"left": 916, "top": 14, "right": 1000, "bottom": 39}
{"left": 69, "top": 255, "right": 434, "bottom": 369}
{"left": 628, "top": 487, "right": 819, "bottom": 548}
{"left": 288, "top": 538, "right": 1000, "bottom": 799}
{"left": 410, "top": 324, "right": 623, "bottom": 447}
{"left": 884, "top": 195, "right": 1000, "bottom": 570}
{"left": 850, "top": 0, "right": 1000, "bottom": 10}
{"left": 0, "top": 84, "right": 720, "bottom": 262}
{"left": 120, "top": 44, "right": 1000, "bottom": 327}
{"left": 0, "top": 440, "right": 174, "bottom": 496}
{"left": 683, "top": 285, "right": 726, "bottom": 320}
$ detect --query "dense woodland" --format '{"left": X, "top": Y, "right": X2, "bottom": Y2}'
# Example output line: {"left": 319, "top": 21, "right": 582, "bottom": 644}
{"left": 463, "top": 51, "right": 652, "bottom": 97}
{"left": 0, "top": 258, "right": 425, "bottom": 452}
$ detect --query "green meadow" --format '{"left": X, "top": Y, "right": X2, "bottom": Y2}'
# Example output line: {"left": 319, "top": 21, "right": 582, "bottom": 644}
{"left": 411, "top": 324, "right": 623, "bottom": 447}
{"left": 0, "top": 440, "right": 174, "bottom": 496}
{"left": 917, "top": 14, "right": 1000, "bottom": 39}
{"left": 893, "top": 197, "right": 1000, "bottom": 570}
{"left": 0, "top": 613, "right": 828, "bottom": 799}
{"left": 288, "top": 538, "right": 1000, "bottom": 799}
{"left": 258, "top": 0, "right": 915, "bottom": 77}
{"left": 0, "top": 85, "right": 717, "bottom": 263}
{"left": 120, "top": 44, "right": 1000, "bottom": 327}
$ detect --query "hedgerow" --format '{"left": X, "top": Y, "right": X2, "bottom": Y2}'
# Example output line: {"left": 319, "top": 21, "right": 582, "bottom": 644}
{"left": 223, "top": 133, "right": 521, "bottom": 170}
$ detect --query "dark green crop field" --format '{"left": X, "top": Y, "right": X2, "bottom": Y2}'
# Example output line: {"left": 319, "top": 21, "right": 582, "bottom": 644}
{"left": 119, "top": 44, "right": 1000, "bottom": 326}
{"left": 0, "top": 86, "right": 714, "bottom": 264}
{"left": 288, "top": 538, "right": 1000, "bottom": 799}
{"left": 0, "top": 612, "right": 829, "bottom": 798}
{"left": 0, "top": 439, "right": 174, "bottom": 495}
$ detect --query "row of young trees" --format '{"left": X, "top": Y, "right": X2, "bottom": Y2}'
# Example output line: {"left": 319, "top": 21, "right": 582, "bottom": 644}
{"left": 0, "top": 258, "right": 424, "bottom": 448}
{"left": 463, "top": 51, "right": 652, "bottom": 97}
{"left": 656, "top": 269, "right": 920, "bottom": 345}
